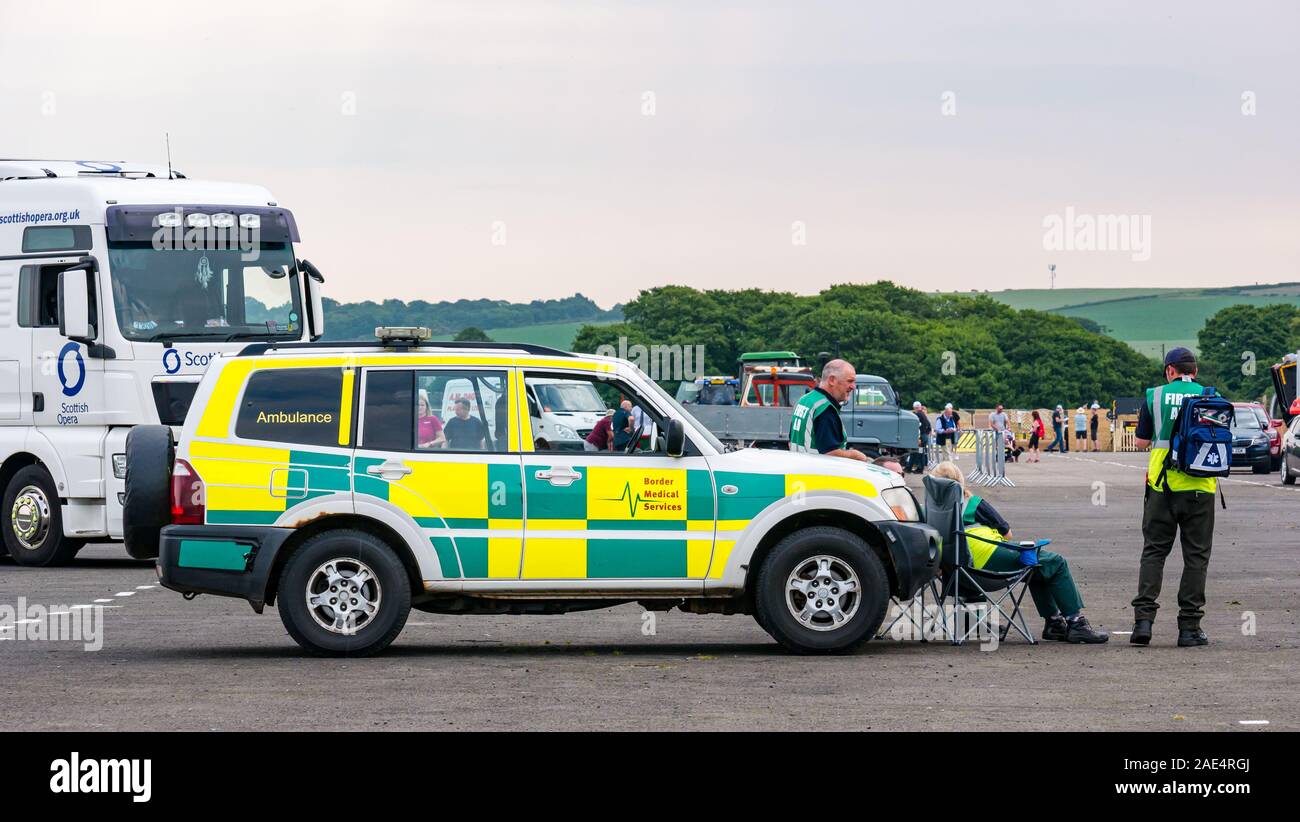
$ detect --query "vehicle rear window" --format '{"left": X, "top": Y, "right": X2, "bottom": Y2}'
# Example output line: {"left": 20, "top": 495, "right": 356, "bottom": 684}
{"left": 235, "top": 368, "right": 345, "bottom": 446}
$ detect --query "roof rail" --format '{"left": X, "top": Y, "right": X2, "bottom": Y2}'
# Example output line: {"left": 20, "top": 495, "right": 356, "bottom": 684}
{"left": 236, "top": 339, "right": 576, "bottom": 358}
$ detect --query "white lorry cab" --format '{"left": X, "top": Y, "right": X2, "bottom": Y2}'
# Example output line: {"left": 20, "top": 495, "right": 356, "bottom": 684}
{"left": 0, "top": 159, "right": 325, "bottom": 565}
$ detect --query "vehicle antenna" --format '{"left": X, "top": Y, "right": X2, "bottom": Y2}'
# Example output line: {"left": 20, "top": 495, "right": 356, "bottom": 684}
{"left": 165, "top": 132, "right": 174, "bottom": 180}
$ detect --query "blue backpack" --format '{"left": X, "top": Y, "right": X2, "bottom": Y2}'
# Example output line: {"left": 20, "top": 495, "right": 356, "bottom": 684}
{"left": 1157, "top": 387, "right": 1234, "bottom": 490}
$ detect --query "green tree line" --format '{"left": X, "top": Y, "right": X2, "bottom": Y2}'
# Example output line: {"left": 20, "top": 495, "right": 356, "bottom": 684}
{"left": 318, "top": 293, "right": 621, "bottom": 340}
{"left": 572, "top": 282, "right": 1161, "bottom": 408}
{"left": 1196, "top": 303, "right": 1300, "bottom": 401}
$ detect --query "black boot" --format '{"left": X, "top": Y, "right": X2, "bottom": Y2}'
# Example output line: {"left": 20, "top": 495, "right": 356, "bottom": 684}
{"left": 1130, "top": 619, "right": 1152, "bottom": 645}
{"left": 1178, "top": 628, "right": 1209, "bottom": 647}
{"left": 1066, "top": 616, "right": 1109, "bottom": 644}
{"left": 1043, "top": 615, "right": 1069, "bottom": 641}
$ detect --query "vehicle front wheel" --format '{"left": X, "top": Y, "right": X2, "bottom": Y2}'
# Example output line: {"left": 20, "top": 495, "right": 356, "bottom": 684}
{"left": 753, "top": 526, "right": 888, "bottom": 654}
{"left": 2, "top": 466, "right": 84, "bottom": 566}
{"left": 1282, "top": 457, "right": 1296, "bottom": 486}
{"left": 277, "top": 529, "right": 412, "bottom": 656}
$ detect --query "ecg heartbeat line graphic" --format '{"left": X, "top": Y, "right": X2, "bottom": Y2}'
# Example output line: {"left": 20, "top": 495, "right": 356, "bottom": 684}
{"left": 601, "top": 482, "right": 647, "bottom": 518}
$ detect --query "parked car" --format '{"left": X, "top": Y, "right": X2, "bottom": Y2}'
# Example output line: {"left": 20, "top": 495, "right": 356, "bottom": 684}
{"left": 122, "top": 329, "right": 939, "bottom": 656}
{"left": 1280, "top": 415, "right": 1300, "bottom": 486}
{"left": 1230, "top": 403, "right": 1273, "bottom": 474}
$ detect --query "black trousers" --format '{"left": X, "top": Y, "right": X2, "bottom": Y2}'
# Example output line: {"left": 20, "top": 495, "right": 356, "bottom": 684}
{"left": 1133, "top": 486, "right": 1216, "bottom": 629}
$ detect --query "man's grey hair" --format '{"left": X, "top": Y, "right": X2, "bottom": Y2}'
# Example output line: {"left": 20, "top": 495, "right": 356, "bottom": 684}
{"left": 820, "top": 359, "right": 853, "bottom": 383}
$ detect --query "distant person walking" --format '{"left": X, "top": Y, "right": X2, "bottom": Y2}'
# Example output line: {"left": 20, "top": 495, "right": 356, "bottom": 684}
{"left": 988, "top": 403, "right": 1009, "bottom": 434}
{"left": 1089, "top": 402, "right": 1102, "bottom": 452}
{"left": 1046, "top": 405, "right": 1067, "bottom": 453}
{"left": 1025, "top": 410, "right": 1044, "bottom": 462}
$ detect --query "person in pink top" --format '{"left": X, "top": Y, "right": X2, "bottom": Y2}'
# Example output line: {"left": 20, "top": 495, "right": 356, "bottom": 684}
{"left": 418, "top": 389, "right": 446, "bottom": 449}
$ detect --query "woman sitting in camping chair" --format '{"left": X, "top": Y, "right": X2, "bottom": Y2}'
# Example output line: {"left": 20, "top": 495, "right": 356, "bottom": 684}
{"left": 930, "top": 462, "right": 1109, "bottom": 644}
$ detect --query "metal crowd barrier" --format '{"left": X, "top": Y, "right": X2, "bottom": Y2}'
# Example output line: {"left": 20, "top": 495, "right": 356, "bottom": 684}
{"left": 924, "top": 433, "right": 941, "bottom": 469}
{"left": 964, "top": 429, "right": 1015, "bottom": 487}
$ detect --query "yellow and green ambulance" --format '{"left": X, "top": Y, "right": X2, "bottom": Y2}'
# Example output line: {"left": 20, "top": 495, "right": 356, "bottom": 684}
{"left": 124, "top": 329, "right": 939, "bottom": 655}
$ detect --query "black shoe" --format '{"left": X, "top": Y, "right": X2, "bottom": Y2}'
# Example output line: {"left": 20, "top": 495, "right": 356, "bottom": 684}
{"left": 1130, "top": 619, "right": 1152, "bottom": 645}
{"left": 1043, "top": 615, "right": 1069, "bottom": 641}
{"left": 1178, "top": 628, "right": 1209, "bottom": 647}
{"left": 1066, "top": 616, "right": 1109, "bottom": 644}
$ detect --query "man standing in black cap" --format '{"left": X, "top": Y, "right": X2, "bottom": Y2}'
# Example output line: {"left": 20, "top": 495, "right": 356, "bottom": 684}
{"left": 1130, "top": 347, "right": 1217, "bottom": 647}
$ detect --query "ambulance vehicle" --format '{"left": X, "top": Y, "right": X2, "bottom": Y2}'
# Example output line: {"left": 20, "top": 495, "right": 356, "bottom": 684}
{"left": 123, "top": 329, "right": 940, "bottom": 656}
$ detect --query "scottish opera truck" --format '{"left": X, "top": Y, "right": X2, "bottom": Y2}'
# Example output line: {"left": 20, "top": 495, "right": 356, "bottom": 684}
{"left": 0, "top": 159, "right": 325, "bottom": 565}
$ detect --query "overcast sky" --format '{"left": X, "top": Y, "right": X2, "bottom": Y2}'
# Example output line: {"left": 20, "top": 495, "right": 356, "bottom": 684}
{"left": 2, "top": 1, "right": 1296, "bottom": 307}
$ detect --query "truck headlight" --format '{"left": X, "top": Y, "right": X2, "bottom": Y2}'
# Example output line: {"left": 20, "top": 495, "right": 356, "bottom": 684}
{"left": 881, "top": 486, "right": 920, "bottom": 522}
{"left": 555, "top": 424, "right": 580, "bottom": 440}
{"left": 112, "top": 453, "right": 127, "bottom": 479}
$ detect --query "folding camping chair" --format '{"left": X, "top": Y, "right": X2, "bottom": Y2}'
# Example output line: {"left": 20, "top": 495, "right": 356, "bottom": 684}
{"left": 923, "top": 475, "right": 1046, "bottom": 646}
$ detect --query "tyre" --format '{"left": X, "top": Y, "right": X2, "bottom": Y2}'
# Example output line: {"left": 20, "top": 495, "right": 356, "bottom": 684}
{"left": 123, "top": 425, "right": 174, "bottom": 559}
{"left": 2, "top": 465, "right": 84, "bottom": 566}
{"left": 753, "top": 526, "right": 889, "bottom": 654}
{"left": 1282, "top": 457, "right": 1296, "bottom": 486}
{"left": 1252, "top": 461, "right": 1270, "bottom": 475}
{"left": 277, "top": 529, "right": 411, "bottom": 656}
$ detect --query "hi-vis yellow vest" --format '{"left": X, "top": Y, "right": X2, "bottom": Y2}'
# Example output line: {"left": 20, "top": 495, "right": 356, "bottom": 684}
{"left": 1146, "top": 379, "right": 1216, "bottom": 493}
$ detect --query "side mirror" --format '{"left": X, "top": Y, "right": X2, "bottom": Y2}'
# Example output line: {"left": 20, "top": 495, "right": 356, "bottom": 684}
{"left": 665, "top": 418, "right": 686, "bottom": 457}
{"left": 299, "top": 259, "right": 325, "bottom": 340}
{"left": 58, "top": 268, "right": 92, "bottom": 340}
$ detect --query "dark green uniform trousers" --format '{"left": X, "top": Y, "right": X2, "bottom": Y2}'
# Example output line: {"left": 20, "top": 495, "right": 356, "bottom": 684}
{"left": 982, "top": 547, "right": 1084, "bottom": 618}
{"left": 1133, "top": 487, "right": 1215, "bottom": 629}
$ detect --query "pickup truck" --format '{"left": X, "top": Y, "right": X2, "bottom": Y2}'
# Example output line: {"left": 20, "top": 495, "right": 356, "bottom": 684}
{"left": 686, "top": 373, "right": 921, "bottom": 457}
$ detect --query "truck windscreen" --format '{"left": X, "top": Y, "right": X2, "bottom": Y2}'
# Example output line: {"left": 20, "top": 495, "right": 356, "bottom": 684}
{"left": 107, "top": 242, "right": 302, "bottom": 342}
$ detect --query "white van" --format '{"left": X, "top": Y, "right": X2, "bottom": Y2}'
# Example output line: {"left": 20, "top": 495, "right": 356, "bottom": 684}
{"left": 0, "top": 159, "right": 325, "bottom": 565}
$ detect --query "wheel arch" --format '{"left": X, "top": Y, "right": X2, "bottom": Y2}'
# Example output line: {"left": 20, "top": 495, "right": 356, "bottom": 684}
{"left": 741, "top": 508, "right": 897, "bottom": 602}
{"left": 263, "top": 515, "right": 425, "bottom": 607}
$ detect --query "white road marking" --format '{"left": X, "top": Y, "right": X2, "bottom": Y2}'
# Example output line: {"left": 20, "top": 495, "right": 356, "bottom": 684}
{"left": 93, "top": 599, "right": 113, "bottom": 603}
{"left": 1112, "top": 631, "right": 1132, "bottom": 635}
{"left": 1238, "top": 720, "right": 1269, "bottom": 725}
{"left": 135, "top": 585, "right": 155, "bottom": 590}
{"left": 114, "top": 591, "right": 135, "bottom": 597}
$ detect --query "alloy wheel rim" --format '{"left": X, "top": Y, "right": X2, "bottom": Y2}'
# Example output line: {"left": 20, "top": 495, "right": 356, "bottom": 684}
{"left": 305, "top": 558, "right": 382, "bottom": 635}
{"left": 785, "top": 555, "right": 860, "bottom": 631}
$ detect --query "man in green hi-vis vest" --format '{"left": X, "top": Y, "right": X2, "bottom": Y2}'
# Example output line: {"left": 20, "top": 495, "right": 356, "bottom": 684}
{"left": 1131, "top": 347, "right": 1217, "bottom": 648}
{"left": 789, "top": 359, "right": 868, "bottom": 462}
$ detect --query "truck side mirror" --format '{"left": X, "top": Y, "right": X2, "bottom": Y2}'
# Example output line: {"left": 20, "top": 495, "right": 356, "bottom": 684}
{"left": 665, "top": 418, "right": 686, "bottom": 457}
{"left": 299, "top": 258, "right": 326, "bottom": 340}
{"left": 58, "top": 268, "right": 92, "bottom": 341}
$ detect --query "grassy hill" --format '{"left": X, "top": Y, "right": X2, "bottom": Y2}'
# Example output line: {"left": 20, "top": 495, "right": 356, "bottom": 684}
{"left": 974, "top": 283, "right": 1300, "bottom": 358}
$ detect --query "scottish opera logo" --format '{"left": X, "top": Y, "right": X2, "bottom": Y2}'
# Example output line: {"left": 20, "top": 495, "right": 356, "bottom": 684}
{"left": 162, "top": 348, "right": 181, "bottom": 374}
{"left": 57, "top": 342, "right": 85, "bottom": 397}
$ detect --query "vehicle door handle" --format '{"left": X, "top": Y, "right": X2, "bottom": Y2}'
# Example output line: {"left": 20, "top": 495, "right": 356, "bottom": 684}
{"left": 535, "top": 466, "right": 582, "bottom": 487}
{"left": 366, "top": 460, "right": 413, "bottom": 480}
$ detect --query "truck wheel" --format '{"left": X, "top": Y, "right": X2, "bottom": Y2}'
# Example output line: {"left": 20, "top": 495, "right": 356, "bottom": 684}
{"left": 753, "top": 526, "right": 888, "bottom": 654}
{"left": 123, "top": 425, "right": 175, "bottom": 559}
{"left": 277, "top": 529, "right": 411, "bottom": 657}
{"left": 2, "top": 466, "right": 84, "bottom": 566}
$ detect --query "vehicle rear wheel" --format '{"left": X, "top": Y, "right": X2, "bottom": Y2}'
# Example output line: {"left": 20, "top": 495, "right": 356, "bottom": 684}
{"left": 123, "top": 425, "right": 175, "bottom": 559}
{"left": 753, "top": 526, "right": 888, "bottom": 654}
{"left": 2, "top": 466, "right": 84, "bottom": 566}
{"left": 277, "top": 529, "right": 411, "bottom": 656}
{"left": 1252, "top": 462, "right": 1270, "bottom": 475}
